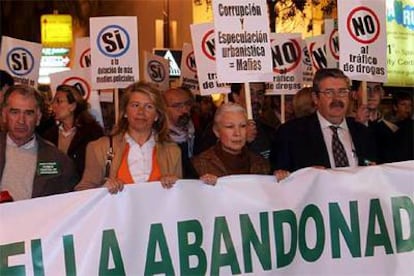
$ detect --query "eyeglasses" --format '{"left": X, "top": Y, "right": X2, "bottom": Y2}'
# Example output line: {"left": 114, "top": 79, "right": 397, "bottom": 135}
{"left": 319, "top": 88, "right": 350, "bottom": 98}
{"left": 168, "top": 100, "right": 193, "bottom": 110}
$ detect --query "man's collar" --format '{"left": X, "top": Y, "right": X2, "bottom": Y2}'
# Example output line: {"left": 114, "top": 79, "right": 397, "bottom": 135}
{"left": 6, "top": 133, "right": 37, "bottom": 149}
{"left": 316, "top": 111, "right": 348, "bottom": 129}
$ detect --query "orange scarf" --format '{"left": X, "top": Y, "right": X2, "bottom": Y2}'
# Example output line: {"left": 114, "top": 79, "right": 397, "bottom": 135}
{"left": 116, "top": 143, "right": 161, "bottom": 183}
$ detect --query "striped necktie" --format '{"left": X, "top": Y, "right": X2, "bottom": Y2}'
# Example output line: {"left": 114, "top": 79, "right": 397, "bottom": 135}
{"left": 329, "top": 126, "right": 349, "bottom": 167}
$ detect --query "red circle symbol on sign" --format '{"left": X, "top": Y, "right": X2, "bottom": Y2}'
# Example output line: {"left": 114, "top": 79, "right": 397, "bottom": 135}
{"left": 347, "top": 7, "right": 380, "bottom": 44}
{"left": 309, "top": 42, "right": 322, "bottom": 71}
{"left": 186, "top": 51, "right": 197, "bottom": 73}
{"left": 273, "top": 39, "right": 302, "bottom": 74}
{"left": 63, "top": 76, "right": 91, "bottom": 101}
{"left": 201, "top": 29, "right": 215, "bottom": 61}
{"left": 329, "top": 29, "right": 339, "bottom": 60}
{"left": 79, "top": 48, "right": 91, "bottom": 68}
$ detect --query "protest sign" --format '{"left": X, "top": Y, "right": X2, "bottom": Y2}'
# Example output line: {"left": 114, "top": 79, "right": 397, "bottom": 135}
{"left": 73, "top": 37, "right": 91, "bottom": 69}
{"left": 1, "top": 162, "right": 413, "bottom": 275}
{"left": 90, "top": 17, "right": 139, "bottom": 90}
{"left": 0, "top": 36, "right": 42, "bottom": 87}
{"left": 179, "top": 43, "right": 199, "bottom": 94}
{"left": 338, "top": 0, "right": 387, "bottom": 82}
{"left": 212, "top": 0, "right": 273, "bottom": 82}
{"left": 143, "top": 51, "right": 169, "bottom": 91}
{"left": 190, "top": 23, "right": 230, "bottom": 96}
{"left": 324, "top": 19, "right": 339, "bottom": 68}
{"left": 305, "top": 35, "right": 328, "bottom": 73}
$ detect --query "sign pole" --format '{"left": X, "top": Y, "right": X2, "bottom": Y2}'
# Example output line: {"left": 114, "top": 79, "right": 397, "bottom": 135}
{"left": 361, "top": 81, "right": 367, "bottom": 105}
{"left": 281, "top": 94, "right": 286, "bottom": 124}
{"left": 114, "top": 88, "right": 120, "bottom": 125}
{"left": 244, "top": 83, "right": 253, "bottom": 120}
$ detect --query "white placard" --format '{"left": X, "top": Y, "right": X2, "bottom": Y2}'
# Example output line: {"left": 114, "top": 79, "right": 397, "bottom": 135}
{"left": 90, "top": 17, "right": 139, "bottom": 90}
{"left": 190, "top": 23, "right": 230, "bottom": 96}
{"left": 305, "top": 35, "right": 328, "bottom": 73}
{"left": 266, "top": 33, "right": 304, "bottom": 95}
{"left": 0, "top": 36, "right": 42, "bottom": 87}
{"left": 338, "top": 0, "right": 387, "bottom": 82}
{"left": 143, "top": 51, "right": 169, "bottom": 91}
{"left": 324, "top": 19, "right": 339, "bottom": 68}
{"left": 73, "top": 37, "right": 91, "bottom": 69}
{"left": 212, "top": 0, "right": 273, "bottom": 83}
{"left": 302, "top": 44, "right": 314, "bottom": 86}
{"left": 179, "top": 43, "right": 199, "bottom": 94}
{"left": 49, "top": 68, "right": 103, "bottom": 127}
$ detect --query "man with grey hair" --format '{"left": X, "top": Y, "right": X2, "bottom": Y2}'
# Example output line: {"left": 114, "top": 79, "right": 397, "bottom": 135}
{"left": 0, "top": 84, "right": 78, "bottom": 201}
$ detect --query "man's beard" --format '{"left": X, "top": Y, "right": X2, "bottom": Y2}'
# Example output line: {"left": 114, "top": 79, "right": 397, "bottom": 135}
{"left": 176, "top": 113, "right": 191, "bottom": 128}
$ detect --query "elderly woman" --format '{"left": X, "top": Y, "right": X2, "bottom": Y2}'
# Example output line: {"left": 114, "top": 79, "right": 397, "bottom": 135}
{"left": 191, "top": 103, "right": 270, "bottom": 185}
{"left": 42, "top": 84, "right": 104, "bottom": 176}
{"left": 75, "top": 81, "right": 182, "bottom": 193}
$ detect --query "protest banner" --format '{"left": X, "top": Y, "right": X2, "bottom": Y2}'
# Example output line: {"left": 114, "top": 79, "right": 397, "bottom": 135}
{"left": 0, "top": 36, "right": 42, "bottom": 87}
{"left": 386, "top": 0, "right": 414, "bottom": 86}
{"left": 90, "top": 17, "right": 139, "bottom": 90}
{"left": 324, "top": 19, "right": 339, "bottom": 68}
{"left": 305, "top": 35, "right": 328, "bottom": 73}
{"left": 190, "top": 23, "right": 230, "bottom": 96}
{"left": 1, "top": 161, "right": 413, "bottom": 275}
{"left": 179, "top": 43, "right": 199, "bottom": 94}
{"left": 338, "top": 0, "right": 387, "bottom": 82}
{"left": 212, "top": 0, "right": 273, "bottom": 83}
{"left": 49, "top": 68, "right": 104, "bottom": 127}
{"left": 266, "top": 33, "right": 304, "bottom": 95}
{"left": 73, "top": 37, "right": 91, "bottom": 69}
{"left": 143, "top": 51, "right": 169, "bottom": 91}
{"left": 302, "top": 44, "right": 314, "bottom": 86}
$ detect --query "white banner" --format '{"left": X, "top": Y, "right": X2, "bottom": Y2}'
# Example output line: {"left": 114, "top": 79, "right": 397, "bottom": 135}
{"left": 0, "top": 36, "right": 42, "bottom": 87}
{"left": 1, "top": 162, "right": 413, "bottom": 275}
{"left": 90, "top": 17, "right": 139, "bottom": 90}
{"left": 212, "top": 0, "right": 273, "bottom": 83}
{"left": 338, "top": 0, "right": 387, "bottom": 82}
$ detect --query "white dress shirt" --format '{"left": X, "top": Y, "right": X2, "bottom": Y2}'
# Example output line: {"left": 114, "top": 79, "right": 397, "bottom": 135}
{"left": 317, "top": 112, "right": 358, "bottom": 168}
{"left": 125, "top": 133, "right": 155, "bottom": 183}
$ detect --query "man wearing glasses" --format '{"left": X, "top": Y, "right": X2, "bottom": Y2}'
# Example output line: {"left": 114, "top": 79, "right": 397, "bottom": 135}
{"left": 270, "top": 68, "right": 376, "bottom": 179}
{"left": 163, "top": 87, "right": 198, "bottom": 178}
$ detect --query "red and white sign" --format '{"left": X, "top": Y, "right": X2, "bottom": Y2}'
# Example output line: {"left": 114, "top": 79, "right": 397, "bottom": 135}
{"left": 190, "top": 23, "right": 229, "bottom": 96}
{"left": 49, "top": 68, "right": 103, "bottom": 126}
{"left": 338, "top": 0, "right": 387, "bottom": 82}
{"left": 266, "top": 33, "right": 304, "bottom": 95}
{"left": 179, "top": 43, "right": 199, "bottom": 94}
{"left": 325, "top": 19, "right": 339, "bottom": 68}
{"left": 305, "top": 35, "right": 328, "bottom": 73}
{"left": 74, "top": 37, "right": 91, "bottom": 69}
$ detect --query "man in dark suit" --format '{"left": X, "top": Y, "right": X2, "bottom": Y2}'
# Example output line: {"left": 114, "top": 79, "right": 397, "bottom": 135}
{"left": 270, "top": 68, "right": 376, "bottom": 180}
{"left": 0, "top": 85, "right": 78, "bottom": 201}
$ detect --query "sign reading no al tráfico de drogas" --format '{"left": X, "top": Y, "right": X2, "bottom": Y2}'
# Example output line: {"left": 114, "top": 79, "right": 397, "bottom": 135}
{"left": 212, "top": 0, "right": 273, "bottom": 83}
{"left": 90, "top": 17, "right": 139, "bottom": 90}
{"left": 338, "top": 0, "right": 387, "bottom": 82}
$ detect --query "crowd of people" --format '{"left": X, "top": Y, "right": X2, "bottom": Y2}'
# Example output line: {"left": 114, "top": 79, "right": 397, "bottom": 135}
{"left": 0, "top": 68, "right": 413, "bottom": 202}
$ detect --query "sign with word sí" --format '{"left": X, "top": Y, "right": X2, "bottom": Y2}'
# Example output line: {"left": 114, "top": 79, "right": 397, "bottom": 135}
{"left": 179, "top": 43, "right": 199, "bottom": 94}
{"left": 305, "top": 35, "right": 328, "bottom": 73}
{"left": 266, "top": 33, "right": 304, "bottom": 95}
{"left": 338, "top": 0, "right": 387, "bottom": 82}
{"left": 0, "top": 162, "right": 413, "bottom": 275}
{"left": 324, "top": 19, "right": 339, "bottom": 68}
{"left": 143, "top": 51, "right": 169, "bottom": 91}
{"left": 212, "top": 0, "right": 273, "bottom": 83}
{"left": 74, "top": 37, "right": 91, "bottom": 69}
{"left": 49, "top": 68, "right": 103, "bottom": 127}
{"left": 90, "top": 17, "right": 139, "bottom": 90}
{"left": 385, "top": 0, "right": 414, "bottom": 87}
{"left": 190, "top": 23, "right": 230, "bottom": 96}
{"left": 0, "top": 36, "right": 42, "bottom": 87}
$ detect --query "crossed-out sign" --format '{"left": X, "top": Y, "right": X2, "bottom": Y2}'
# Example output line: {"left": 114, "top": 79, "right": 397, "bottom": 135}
{"left": 186, "top": 51, "right": 197, "bottom": 73}
{"left": 347, "top": 7, "right": 380, "bottom": 44}
{"left": 79, "top": 48, "right": 91, "bottom": 68}
{"left": 6, "top": 47, "right": 34, "bottom": 76}
{"left": 62, "top": 76, "right": 91, "bottom": 101}
{"left": 271, "top": 39, "right": 302, "bottom": 74}
{"left": 309, "top": 42, "right": 326, "bottom": 71}
{"left": 329, "top": 29, "right": 339, "bottom": 60}
{"left": 201, "top": 29, "right": 215, "bottom": 61}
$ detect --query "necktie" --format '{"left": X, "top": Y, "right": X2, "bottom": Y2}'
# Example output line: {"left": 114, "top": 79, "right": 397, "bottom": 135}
{"left": 329, "top": 126, "right": 349, "bottom": 167}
